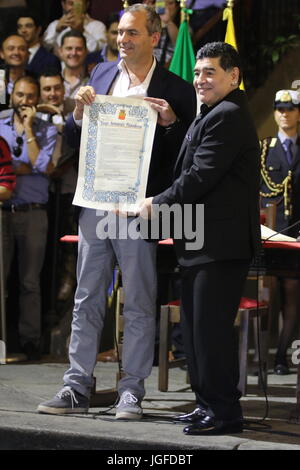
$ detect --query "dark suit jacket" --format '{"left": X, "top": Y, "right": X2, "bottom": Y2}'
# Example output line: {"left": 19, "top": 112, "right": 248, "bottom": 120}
{"left": 260, "top": 136, "right": 300, "bottom": 238}
{"left": 66, "top": 60, "right": 197, "bottom": 197}
{"left": 26, "top": 45, "right": 61, "bottom": 78}
{"left": 153, "top": 88, "right": 261, "bottom": 266}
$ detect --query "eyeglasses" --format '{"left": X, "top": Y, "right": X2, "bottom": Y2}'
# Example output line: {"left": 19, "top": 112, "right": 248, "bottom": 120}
{"left": 13, "top": 136, "right": 23, "bottom": 158}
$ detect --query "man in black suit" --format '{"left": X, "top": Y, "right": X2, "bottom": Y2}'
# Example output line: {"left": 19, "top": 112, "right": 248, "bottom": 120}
{"left": 141, "top": 42, "right": 261, "bottom": 435}
{"left": 17, "top": 11, "right": 61, "bottom": 77}
{"left": 37, "top": 3, "right": 196, "bottom": 419}
{"left": 260, "top": 89, "right": 300, "bottom": 375}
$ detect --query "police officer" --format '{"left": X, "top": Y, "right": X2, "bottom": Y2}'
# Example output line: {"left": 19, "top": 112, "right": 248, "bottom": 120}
{"left": 260, "top": 89, "right": 300, "bottom": 374}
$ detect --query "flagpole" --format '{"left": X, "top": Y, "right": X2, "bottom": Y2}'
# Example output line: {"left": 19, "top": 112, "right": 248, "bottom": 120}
{"left": 180, "top": 0, "right": 187, "bottom": 24}
{"left": 223, "top": 0, "right": 245, "bottom": 90}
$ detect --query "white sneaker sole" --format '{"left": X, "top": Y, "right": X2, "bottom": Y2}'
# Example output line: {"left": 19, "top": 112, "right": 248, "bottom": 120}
{"left": 37, "top": 405, "right": 89, "bottom": 415}
{"left": 115, "top": 410, "right": 143, "bottom": 420}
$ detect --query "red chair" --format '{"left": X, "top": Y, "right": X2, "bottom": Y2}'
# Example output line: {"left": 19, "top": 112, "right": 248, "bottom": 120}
{"left": 158, "top": 297, "right": 270, "bottom": 395}
{"left": 236, "top": 297, "right": 269, "bottom": 395}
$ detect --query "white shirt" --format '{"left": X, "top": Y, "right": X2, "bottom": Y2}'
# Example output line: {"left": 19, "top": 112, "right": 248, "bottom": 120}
{"left": 111, "top": 58, "right": 156, "bottom": 98}
{"left": 28, "top": 43, "right": 40, "bottom": 63}
{"left": 74, "top": 58, "right": 157, "bottom": 127}
{"left": 43, "top": 14, "right": 106, "bottom": 53}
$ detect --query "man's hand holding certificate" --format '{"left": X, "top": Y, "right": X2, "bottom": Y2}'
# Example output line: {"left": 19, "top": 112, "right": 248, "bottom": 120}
{"left": 73, "top": 86, "right": 178, "bottom": 213}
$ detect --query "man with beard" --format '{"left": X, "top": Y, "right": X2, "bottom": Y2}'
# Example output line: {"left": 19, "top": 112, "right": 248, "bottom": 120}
{"left": 0, "top": 76, "right": 57, "bottom": 360}
{"left": 38, "top": 69, "right": 78, "bottom": 304}
{"left": 37, "top": 4, "right": 196, "bottom": 418}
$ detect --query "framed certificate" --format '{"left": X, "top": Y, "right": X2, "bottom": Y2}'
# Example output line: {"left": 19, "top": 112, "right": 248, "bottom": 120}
{"left": 73, "top": 95, "right": 157, "bottom": 211}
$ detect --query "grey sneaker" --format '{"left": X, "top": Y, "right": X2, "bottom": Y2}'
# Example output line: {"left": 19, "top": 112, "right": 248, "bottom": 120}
{"left": 37, "top": 386, "right": 89, "bottom": 415}
{"left": 115, "top": 390, "right": 143, "bottom": 420}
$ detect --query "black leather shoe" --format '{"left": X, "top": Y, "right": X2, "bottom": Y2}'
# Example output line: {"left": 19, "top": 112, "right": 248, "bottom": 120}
{"left": 274, "top": 363, "right": 290, "bottom": 375}
{"left": 183, "top": 415, "right": 243, "bottom": 436}
{"left": 174, "top": 406, "right": 206, "bottom": 423}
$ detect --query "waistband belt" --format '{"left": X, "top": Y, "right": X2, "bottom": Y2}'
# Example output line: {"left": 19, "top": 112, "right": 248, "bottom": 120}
{"left": 3, "top": 203, "right": 47, "bottom": 212}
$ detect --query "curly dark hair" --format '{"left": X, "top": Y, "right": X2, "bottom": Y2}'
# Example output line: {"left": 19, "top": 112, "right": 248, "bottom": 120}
{"left": 196, "top": 42, "right": 243, "bottom": 85}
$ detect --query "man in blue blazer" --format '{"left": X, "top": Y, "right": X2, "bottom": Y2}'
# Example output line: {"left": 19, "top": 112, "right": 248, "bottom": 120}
{"left": 17, "top": 12, "right": 61, "bottom": 78}
{"left": 141, "top": 42, "right": 261, "bottom": 435}
{"left": 38, "top": 3, "right": 196, "bottom": 419}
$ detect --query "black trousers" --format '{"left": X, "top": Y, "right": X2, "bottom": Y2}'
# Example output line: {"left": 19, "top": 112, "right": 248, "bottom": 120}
{"left": 180, "top": 259, "right": 250, "bottom": 421}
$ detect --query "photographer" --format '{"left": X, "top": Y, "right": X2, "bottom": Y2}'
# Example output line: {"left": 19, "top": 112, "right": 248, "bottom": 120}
{"left": 43, "top": 0, "right": 106, "bottom": 55}
{"left": 0, "top": 75, "right": 57, "bottom": 360}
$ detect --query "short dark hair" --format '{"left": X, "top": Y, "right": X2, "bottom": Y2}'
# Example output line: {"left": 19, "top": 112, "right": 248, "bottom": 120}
{"left": 17, "top": 10, "right": 42, "bottom": 28}
{"left": 39, "top": 67, "right": 63, "bottom": 83}
{"left": 106, "top": 12, "right": 120, "bottom": 30}
{"left": 61, "top": 29, "right": 87, "bottom": 48}
{"left": 13, "top": 75, "right": 40, "bottom": 96}
{"left": 125, "top": 3, "right": 162, "bottom": 35}
{"left": 196, "top": 42, "right": 243, "bottom": 85}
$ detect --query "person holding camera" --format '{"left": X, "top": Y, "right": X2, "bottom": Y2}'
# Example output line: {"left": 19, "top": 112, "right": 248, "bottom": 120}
{"left": 43, "top": 0, "right": 106, "bottom": 55}
{"left": 0, "top": 75, "right": 57, "bottom": 360}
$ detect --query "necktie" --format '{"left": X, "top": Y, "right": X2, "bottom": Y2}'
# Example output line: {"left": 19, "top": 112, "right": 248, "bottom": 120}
{"left": 283, "top": 138, "right": 293, "bottom": 166}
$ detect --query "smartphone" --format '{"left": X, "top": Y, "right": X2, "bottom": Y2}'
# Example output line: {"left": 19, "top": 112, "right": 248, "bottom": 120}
{"left": 156, "top": 0, "right": 165, "bottom": 15}
{"left": 73, "top": 0, "right": 85, "bottom": 16}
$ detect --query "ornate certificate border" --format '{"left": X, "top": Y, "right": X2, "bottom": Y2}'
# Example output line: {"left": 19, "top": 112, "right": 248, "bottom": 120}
{"left": 73, "top": 95, "right": 157, "bottom": 211}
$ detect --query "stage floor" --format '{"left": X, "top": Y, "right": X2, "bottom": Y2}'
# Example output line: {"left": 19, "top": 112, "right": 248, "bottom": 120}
{"left": 0, "top": 359, "right": 300, "bottom": 451}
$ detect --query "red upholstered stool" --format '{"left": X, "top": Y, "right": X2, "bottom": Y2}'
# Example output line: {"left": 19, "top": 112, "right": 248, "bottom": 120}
{"left": 235, "top": 297, "right": 269, "bottom": 396}
{"left": 158, "top": 297, "right": 270, "bottom": 395}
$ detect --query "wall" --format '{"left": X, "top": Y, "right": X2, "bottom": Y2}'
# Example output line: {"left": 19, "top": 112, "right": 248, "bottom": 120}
{"left": 89, "top": 0, "right": 123, "bottom": 22}
{"left": 249, "top": 46, "right": 300, "bottom": 140}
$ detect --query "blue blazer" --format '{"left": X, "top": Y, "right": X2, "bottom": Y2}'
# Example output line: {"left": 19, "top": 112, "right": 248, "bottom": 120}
{"left": 26, "top": 46, "right": 61, "bottom": 78}
{"left": 66, "top": 60, "right": 196, "bottom": 196}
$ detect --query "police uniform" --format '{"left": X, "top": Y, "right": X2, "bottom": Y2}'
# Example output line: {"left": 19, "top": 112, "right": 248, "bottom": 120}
{"left": 260, "top": 89, "right": 300, "bottom": 374}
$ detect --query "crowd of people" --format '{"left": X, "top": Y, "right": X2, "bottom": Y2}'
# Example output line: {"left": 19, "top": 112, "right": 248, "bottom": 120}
{"left": 0, "top": 2, "right": 126, "bottom": 360}
{"left": 0, "top": 0, "right": 299, "bottom": 436}
{"left": 0, "top": 0, "right": 228, "bottom": 356}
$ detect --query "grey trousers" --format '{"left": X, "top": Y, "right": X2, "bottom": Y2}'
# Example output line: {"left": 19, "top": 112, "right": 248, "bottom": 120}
{"left": 63, "top": 208, "right": 157, "bottom": 399}
{"left": 2, "top": 209, "right": 48, "bottom": 346}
